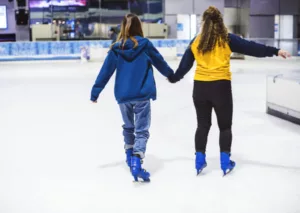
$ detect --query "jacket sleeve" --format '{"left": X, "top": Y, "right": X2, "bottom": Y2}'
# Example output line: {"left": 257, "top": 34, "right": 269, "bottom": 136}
{"left": 90, "top": 50, "right": 117, "bottom": 101}
{"left": 170, "top": 38, "right": 196, "bottom": 83}
{"left": 146, "top": 41, "right": 174, "bottom": 77}
{"left": 229, "top": 33, "right": 279, "bottom": 57}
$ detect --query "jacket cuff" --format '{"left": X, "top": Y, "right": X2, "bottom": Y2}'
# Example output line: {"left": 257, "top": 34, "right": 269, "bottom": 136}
{"left": 274, "top": 48, "right": 280, "bottom": 56}
{"left": 269, "top": 47, "right": 280, "bottom": 56}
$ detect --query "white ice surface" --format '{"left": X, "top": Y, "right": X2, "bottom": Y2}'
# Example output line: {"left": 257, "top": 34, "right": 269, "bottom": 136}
{"left": 0, "top": 59, "right": 300, "bottom": 213}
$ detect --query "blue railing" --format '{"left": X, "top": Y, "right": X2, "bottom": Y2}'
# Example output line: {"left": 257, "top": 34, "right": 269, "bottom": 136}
{"left": 0, "top": 39, "right": 190, "bottom": 61}
{"left": 0, "top": 39, "right": 299, "bottom": 62}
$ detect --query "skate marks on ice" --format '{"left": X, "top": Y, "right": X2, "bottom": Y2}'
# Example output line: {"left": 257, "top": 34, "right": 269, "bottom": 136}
{"left": 235, "top": 157, "right": 300, "bottom": 172}
{"left": 205, "top": 155, "right": 300, "bottom": 174}
{"left": 98, "top": 161, "right": 125, "bottom": 169}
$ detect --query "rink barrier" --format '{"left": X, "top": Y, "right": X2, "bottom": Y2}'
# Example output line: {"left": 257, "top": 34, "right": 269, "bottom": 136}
{"left": 266, "top": 75, "right": 300, "bottom": 125}
{"left": 0, "top": 40, "right": 189, "bottom": 62}
{"left": 1, "top": 40, "right": 298, "bottom": 62}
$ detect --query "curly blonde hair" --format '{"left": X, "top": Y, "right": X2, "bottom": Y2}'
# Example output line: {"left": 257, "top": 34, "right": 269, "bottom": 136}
{"left": 197, "top": 6, "right": 229, "bottom": 54}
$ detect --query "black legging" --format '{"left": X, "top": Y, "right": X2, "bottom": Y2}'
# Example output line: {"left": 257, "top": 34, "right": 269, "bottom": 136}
{"left": 193, "top": 80, "right": 233, "bottom": 153}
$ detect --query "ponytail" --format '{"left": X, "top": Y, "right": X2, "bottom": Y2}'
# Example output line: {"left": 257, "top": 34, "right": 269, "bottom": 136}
{"left": 197, "top": 6, "right": 229, "bottom": 54}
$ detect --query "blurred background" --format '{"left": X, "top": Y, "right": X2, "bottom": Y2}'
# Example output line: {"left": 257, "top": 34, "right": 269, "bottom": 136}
{"left": 0, "top": 0, "right": 299, "bottom": 55}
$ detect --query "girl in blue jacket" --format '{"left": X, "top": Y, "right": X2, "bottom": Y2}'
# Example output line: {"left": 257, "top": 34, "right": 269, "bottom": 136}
{"left": 91, "top": 14, "right": 174, "bottom": 182}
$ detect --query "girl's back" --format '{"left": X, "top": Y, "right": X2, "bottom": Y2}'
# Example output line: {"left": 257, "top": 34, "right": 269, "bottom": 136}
{"left": 191, "top": 35, "right": 232, "bottom": 81}
{"left": 170, "top": 6, "right": 282, "bottom": 83}
{"left": 111, "top": 36, "right": 157, "bottom": 103}
{"left": 90, "top": 14, "right": 173, "bottom": 104}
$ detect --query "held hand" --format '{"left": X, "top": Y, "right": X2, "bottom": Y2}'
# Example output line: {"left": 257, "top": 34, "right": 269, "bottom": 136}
{"left": 278, "top": 50, "right": 291, "bottom": 59}
{"left": 167, "top": 78, "right": 176, "bottom": 84}
{"left": 167, "top": 75, "right": 178, "bottom": 84}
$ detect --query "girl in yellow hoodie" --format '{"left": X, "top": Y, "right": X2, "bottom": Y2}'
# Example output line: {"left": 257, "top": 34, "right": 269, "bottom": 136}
{"left": 168, "top": 6, "right": 290, "bottom": 176}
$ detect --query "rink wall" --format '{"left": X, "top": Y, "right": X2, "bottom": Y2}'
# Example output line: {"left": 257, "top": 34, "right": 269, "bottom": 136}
{"left": 0, "top": 40, "right": 190, "bottom": 62}
{"left": 266, "top": 75, "right": 300, "bottom": 125}
{"left": 0, "top": 40, "right": 299, "bottom": 62}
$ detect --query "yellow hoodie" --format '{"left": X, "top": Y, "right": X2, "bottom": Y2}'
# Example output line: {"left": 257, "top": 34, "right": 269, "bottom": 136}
{"left": 170, "top": 33, "right": 279, "bottom": 83}
{"left": 191, "top": 35, "right": 232, "bottom": 81}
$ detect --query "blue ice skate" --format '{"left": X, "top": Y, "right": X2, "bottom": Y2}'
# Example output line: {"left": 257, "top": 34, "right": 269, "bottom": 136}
{"left": 131, "top": 156, "right": 150, "bottom": 182}
{"left": 195, "top": 152, "right": 207, "bottom": 175}
{"left": 220, "top": 152, "right": 236, "bottom": 176}
{"left": 125, "top": 148, "right": 133, "bottom": 168}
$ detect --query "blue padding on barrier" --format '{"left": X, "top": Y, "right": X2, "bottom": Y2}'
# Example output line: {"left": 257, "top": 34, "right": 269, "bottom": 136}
{"left": 0, "top": 56, "right": 81, "bottom": 62}
{"left": 0, "top": 39, "right": 191, "bottom": 62}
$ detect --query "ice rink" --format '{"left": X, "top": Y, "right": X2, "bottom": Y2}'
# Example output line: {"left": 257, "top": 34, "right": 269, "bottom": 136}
{"left": 1, "top": 58, "right": 300, "bottom": 213}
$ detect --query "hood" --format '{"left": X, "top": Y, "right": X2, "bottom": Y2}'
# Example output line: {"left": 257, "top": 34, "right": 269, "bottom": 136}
{"left": 112, "top": 36, "right": 149, "bottom": 61}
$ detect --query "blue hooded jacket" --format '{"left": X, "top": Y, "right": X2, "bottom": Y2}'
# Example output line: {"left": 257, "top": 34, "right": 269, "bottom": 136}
{"left": 91, "top": 36, "right": 174, "bottom": 104}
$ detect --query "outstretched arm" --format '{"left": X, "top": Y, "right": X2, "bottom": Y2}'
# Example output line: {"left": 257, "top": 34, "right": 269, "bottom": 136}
{"left": 147, "top": 41, "right": 174, "bottom": 77}
{"left": 91, "top": 50, "right": 117, "bottom": 102}
{"left": 168, "top": 38, "right": 195, "bottom": 83}
{"left": 229, "top": 33, "right": 290, "bottom": 58}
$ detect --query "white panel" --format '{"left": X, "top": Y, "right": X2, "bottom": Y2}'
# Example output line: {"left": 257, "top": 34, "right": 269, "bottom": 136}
{"left": 31, "top": 24, "right": 53, "bottom": 41}
{"left": 276, "top": 15, "right": 294, "bottom": 53}
{"left": 196, "top": 15, "right": 202, "bottom": 34}
{"left": 194, "top": 0, "right": 225, "bottom": 15}
{"left": 0, "top": 6, "right": 7, "bottom": 29}
{"left": 190, "top": 14, "right": 197, "bottom": 39}
{"left": 165, "top": 0, "right": 193, "bottom": 14}
{"left": 0, "top": 1, "right": 16, "bottom": 34}
{"left": 279, "top": 15, "right": 293, "bottom": 39}
{"left": 224, "top": 8, "right": 238, "bottom": 26}
{"left": 177, "top": 14, "right": 190, "bottom": 39}
{"left": 164, "top": 15, "right": 177, "bottom": 39}
{"left": 267, "top": 76, "right": 300, "bottom": 114}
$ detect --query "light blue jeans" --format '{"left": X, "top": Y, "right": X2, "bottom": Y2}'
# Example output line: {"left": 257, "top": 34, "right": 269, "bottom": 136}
{"left": 119, "top": 100, "right": 151, "bottom": 159}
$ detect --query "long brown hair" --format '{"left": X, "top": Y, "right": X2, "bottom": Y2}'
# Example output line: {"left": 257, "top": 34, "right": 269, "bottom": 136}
{"left": 114, "top": 13, "right": 144, "bottom": 49}
{"left": 197, "top": 6, "right": 229, "bottom": 54}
